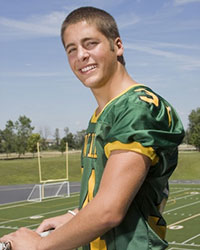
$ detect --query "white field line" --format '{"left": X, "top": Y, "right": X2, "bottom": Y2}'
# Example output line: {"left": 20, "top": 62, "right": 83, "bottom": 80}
{"left": 170, "top": 187, "right": 200, "bottom": 190}
{"left": 168, "top": 192, "right": 200, "bottom": 203}
{"left": 0, "top": 205, "right": 77, "bottom": 225}
{"left": 0, "top": 186, "right": 33, "bottom": 192}
{"left": 163, "top": 200, "right": 200, "bottom": 214}
{"left": 0, "top": 193, "right": 79, "bottom": 210}
{"left": 168, "top": 248, "right": 183, "bottom": 250}
{"left": 170, "top": 188, "right": 190, "bottom": 195}
{"left": 168, "top": 241, "right": 200, "bottom": 247}
{"left": 167, "top": 213, "right": 200, "bottom": 228}
{"left": 168, "top": 247, "right": 199, "bottom": 249}
{"left": 0, "top": 183, "right": 80, "bottom": 192}
{"left": 0, "top": 225, "right": 18, "bottom": 230}
{"left": 168, "top": 245, "right": 199, "bottom": 250}
{"left": 26, "top": 223, "right": 43, "bottom": 229}
{"left": 182, "top": 233, "right": 200, "bottom": 244}
{"left": 0, "top": 201, "right": 29, "bottom": 210}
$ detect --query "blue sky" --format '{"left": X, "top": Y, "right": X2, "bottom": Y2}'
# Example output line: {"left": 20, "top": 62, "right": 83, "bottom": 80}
{"left": 0, "top": 0, "right": 200, "bottom": 138}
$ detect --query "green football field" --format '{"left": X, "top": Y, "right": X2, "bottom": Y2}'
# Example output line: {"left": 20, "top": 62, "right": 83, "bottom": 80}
{"left": 0, "top": 184, "right": 199, "bottom": 249}
{"left": 0, "top": 193, "right": 81, "bottom": 249}
{"left": 0, "top": 151, "right": 199, "bottom": 249}
{"left": 0, "top": 194, "right": 79, "bottom": 235}
{"left": 164, "top": 183, "right": 200, "bottom": 249}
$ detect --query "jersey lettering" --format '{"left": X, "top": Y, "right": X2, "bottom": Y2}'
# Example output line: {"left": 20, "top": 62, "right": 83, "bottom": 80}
{"left": 83, "top": 133, "right": 97, "bottom": 158}
{"left": 83, "top": 133, "right": 90, "bottom": 157}
{"left": 166, "top": 106, "right": 172, "bottom": 127}
{"left": 135, "top": 88, "right": 159, "bottom": 107}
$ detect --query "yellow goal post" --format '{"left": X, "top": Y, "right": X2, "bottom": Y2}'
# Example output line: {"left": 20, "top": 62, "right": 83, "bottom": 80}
{"left": 27, "top": 142, "right": 70, "bottom": 202}
{"left": 37, "top": 142, "right": 69, "bottom": 183}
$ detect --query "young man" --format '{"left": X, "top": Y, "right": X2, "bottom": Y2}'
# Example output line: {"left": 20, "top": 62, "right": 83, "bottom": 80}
{"left": 0, "top": 6, "right": 185, "bottom": 250}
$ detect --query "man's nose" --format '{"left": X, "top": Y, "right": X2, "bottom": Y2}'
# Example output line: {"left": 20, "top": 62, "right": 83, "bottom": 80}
{"left": 77, "top": 46, "right": 89, "bottom": 61}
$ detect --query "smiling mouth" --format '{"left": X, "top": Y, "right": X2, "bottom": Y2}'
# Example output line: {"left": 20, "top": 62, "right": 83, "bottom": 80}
{"left": 80, "top": 65, "right": 97, "bottom": 73}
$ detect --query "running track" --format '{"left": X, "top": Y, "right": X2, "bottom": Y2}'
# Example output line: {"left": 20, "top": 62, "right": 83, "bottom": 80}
{"left": 0, "top": 182, "right": 81, "bottom": 205}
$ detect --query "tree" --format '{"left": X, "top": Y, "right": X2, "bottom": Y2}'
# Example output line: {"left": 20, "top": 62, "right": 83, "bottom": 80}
{"left": 59, "top": 131, "right": 76, "bottom": 153}
{"left": 54, "top": 128, "right": 60, "bottom": 148}
{"left": 188, "top": 107, "right": 200, "bottom": 151}
{"left": 1, "top": 120, "right": 16, "bottom": 156}
{"left": 0, "top": 130, "right": 3, "bottom": 153}
{"left": 60, "top": 137, "right": 67, "bottom": 154}
{"left": 38, "top": 126, "right": 51, "bottom": 150}
{"left": 66, "top": 132, "right": 75, "bottom": 149}
{"left": 74, "top": 129, "right": 86, "bottom": 149}
{"left": 64, "top": 127, "right": 69, "bottom": 137}
{"left": 28, "top": 133, "right": 41, "bottom": 157}
{"left": 15, "top": 115, "right": 34, "bottom": 157}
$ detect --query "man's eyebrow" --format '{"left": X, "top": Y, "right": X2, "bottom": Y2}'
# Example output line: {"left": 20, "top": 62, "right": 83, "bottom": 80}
{"left": 82, "top": 37, "right": 100, "bottom": 44}
{"left": 65, "top": 37, "right": 99, "bottom": 50}
{"left": 82, "top": 37, "right": 95, "bottom": 42}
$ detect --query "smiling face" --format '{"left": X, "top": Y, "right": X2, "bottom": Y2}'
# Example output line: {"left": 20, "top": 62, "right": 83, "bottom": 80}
{"left": 62, "top": 21, "right": 123, "bottom": 90}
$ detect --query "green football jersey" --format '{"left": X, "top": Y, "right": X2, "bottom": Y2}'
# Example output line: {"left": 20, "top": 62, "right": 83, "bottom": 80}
{"left": 79, "top": 84, "right": 185, "bottom": 250}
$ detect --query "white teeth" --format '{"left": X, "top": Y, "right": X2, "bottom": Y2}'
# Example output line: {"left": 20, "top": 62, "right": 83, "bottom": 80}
{"left": 81, "top": 65, "right": 96, "bottom": 72}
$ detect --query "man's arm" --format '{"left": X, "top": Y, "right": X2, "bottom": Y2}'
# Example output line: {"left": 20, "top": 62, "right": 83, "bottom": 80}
{"left": 0, "top": 150, "right": 150, "bottom": 250}
{"left": 38, "top": 150, "right": 151, "bottom": 250}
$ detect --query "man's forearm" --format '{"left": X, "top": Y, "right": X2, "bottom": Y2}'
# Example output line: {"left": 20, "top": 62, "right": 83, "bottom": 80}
{"left": 38, "top": 198, "right": 114, "bottom": 250}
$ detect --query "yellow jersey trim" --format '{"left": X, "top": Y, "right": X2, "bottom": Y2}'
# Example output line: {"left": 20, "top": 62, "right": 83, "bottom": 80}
{"left": 81, "top": 170, "right": 107, "bottom": 250}
{"left": 104, "top": 141, "right": 159, "bottom": 165}
{"left": 148, "top": 216, "right": 166, "bottom": 240}
{"left": 82, "top": 169, "right": 96, "bottom": 208}
{"left": 91, "top": 84, "right": 144, "bottom": 123}
{"left": 90, "top": 237, "right": 107, "bottom": 250}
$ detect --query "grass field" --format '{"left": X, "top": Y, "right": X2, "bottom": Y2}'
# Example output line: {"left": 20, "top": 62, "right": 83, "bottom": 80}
{"left": 0, "top": 151, "right": 200, "bottom": 186}
{"left": 170, "top": 151, "right": 200, "bottom": 180}
{"left": 0, "top": 150, "right": 199, "bottom": 249}
{"left": 0, "top": 184, "right": 199, "bottom": 249}
{"left": 0, "top": 194, "right": 81, "bottom": 249}
{"left": 164, "top": 183, "right": 200, "bottom": 249}
{"left": 0, "top": 151, "right": 82, "bottom": 185}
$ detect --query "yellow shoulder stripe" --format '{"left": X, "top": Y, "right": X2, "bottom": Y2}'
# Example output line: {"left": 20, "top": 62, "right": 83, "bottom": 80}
{"left": 104, "top": 141, "right": 159, "bottom": 165}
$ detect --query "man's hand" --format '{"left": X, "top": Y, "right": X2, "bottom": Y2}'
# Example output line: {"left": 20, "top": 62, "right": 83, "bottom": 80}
{"left": 0, "top": 228, "right": 41, "bottom": 250}
{"left": 36, "top": 211, "right": 77, "bottom": 234}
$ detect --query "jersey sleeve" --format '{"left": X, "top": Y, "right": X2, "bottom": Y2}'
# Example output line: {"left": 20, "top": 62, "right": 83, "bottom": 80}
{"left": 104, "top": 87, "right": 185, "bottom": 163}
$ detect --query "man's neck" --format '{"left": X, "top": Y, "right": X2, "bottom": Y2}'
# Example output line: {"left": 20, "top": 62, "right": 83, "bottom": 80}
{"left": 91, "top": 65, "right": 137, "bottom": 115}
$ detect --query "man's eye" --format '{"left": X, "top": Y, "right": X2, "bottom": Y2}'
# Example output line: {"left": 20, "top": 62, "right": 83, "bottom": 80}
{"left": 86, "top": 41, "right": 98, "bottom": 49}
{"left": 67, "top": 48, "right": 76, "bottom": 55}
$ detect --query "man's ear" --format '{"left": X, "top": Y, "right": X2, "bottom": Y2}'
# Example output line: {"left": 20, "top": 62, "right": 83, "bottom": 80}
{"left": 114, "top": 37, "right": 124, "bottom": 56}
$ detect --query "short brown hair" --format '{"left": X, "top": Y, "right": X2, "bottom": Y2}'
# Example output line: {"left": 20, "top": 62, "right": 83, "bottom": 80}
{"left": 61, "top": 6, "right": 125, "bottom": 66}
